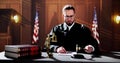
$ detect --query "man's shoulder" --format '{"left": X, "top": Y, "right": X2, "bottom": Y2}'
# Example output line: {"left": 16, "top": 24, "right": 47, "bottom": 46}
{"left": 74, "top": 23, "right": 90, "bottom": 30}
{"left": 53, "top": 23, "right": 61, "bottom": 26}
{"left": 53, "top": 24, "right": 63, "bottom": 31}
{"left": 54, "top": 23, "right": 63, "bottom": 28}
{"left": 74, "top": 23, "right": 85, "bottom": 28}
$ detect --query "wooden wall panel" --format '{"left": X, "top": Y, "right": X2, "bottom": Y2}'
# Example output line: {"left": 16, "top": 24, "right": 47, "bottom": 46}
{"left": 0, "top": 0, "right": 22, "bottom": 12}
{"left": 45, "top": 4, "right": 59, "bottom": 33}
{"left": 75, "top": 4, "right": 86, "bottom": 24}
{"left": 0, "top": 0, "right": 32, "bottom": 45}
{"left": 20, "top": 0, "right": 32, "bottom": 44}
{"left": 0, "top": 0, "right": 21, "bottom": 51}
{"left": 10, "top": 4, "right": 21, "bottom": 13}
{"left": 0, "top": 0, "right": 22, "bottom": 45}
{"left": 0, "top": 4, "right": 6, "bottom": 8}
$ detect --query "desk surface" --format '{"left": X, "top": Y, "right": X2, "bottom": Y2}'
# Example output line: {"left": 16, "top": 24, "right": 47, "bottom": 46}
{"left": 0, "top": 51, "right": 120, "bottom": 63}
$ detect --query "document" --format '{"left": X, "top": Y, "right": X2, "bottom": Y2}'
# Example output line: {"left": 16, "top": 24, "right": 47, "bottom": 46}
{"left": 57, "top": 52, "right": 77, "bottom": 56}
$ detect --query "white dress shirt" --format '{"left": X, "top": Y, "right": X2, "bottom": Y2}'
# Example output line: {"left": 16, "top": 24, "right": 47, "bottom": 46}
{"left": 63, "top": 22, "right": 75, "bottom": 31}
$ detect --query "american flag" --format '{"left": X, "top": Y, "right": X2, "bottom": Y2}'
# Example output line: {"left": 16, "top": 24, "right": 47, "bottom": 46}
{"left": 32, "top": 11, "right": 39, "bottom": 44}
{"left": 92, "top": 7, "right": 100, "bottom": 44}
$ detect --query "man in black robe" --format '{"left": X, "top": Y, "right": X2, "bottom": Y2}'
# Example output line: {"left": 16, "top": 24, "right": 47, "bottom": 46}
{"left": 48, "top": 5, "right": 101, "bottom": 57}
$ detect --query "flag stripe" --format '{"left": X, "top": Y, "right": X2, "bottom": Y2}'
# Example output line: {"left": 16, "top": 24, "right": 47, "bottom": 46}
{"left": 32, "top": 11, "right": 39, "bottom": 44}
{"left": 92, "top": 7, "right": 100, "bottom": 44}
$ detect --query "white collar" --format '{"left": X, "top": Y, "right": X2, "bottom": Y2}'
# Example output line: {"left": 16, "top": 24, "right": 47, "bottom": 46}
{"left": 63, "top": 22, "right": 75, "bottom": 31}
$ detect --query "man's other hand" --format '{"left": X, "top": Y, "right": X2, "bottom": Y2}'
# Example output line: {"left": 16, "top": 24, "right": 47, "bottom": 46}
{"left": 84, "top": 45, "right": 94, "bottom": 53}
{"left": 56, "top": 46, "right": 67, "bottom": 53}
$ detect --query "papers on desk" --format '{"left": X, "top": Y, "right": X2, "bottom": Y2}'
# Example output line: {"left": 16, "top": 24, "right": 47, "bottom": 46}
{"left": 57, "top": 52, "right": 92, "bottom": 59}
{"left": 57, "top": 52, "right": 77, "bottom": 56}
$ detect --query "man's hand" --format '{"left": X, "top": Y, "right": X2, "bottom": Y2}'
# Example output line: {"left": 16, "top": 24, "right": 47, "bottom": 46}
{"left": 56, "top": 46, "right": 67, "bottom": 53}
{"left": 84, "top": 45, "right": 94, "bottom": 53}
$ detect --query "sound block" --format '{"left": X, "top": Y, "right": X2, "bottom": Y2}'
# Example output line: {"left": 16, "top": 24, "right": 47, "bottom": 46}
{"left": 71, "top": 54, "right": 85, "bottom": 59}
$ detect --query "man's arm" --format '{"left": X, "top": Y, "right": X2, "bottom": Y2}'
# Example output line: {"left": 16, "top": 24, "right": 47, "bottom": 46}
{"left": 81, "top": 25, "right": 101, "bottom": 55}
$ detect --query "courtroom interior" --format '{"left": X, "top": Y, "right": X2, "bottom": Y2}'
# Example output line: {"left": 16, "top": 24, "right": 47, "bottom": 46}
{"left": 0, "top": 0, "right": 120, "bottom": 62}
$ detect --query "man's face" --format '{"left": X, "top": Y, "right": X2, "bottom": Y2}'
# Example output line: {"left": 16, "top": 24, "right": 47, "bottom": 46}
{"left": 63, "top": 10, "right": 75, "bottom": 26}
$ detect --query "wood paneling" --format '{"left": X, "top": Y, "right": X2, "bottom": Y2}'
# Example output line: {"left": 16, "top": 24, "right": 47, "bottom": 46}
{"left": 20, "top": 0, "right": 32, "bottom": 44}
{"left": 0, "top": 0, "right": 32, "bottom": 45}
{"left": 0, "top": 33, "right": 11, "bottom": 52}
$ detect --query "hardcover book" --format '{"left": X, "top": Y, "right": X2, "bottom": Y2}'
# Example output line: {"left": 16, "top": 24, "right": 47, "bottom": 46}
{"left": 5, "top": 51, "right": 41, "bottom": 58}
{"left": 5, "top": 45, "right": 41, "bottom": 58}
{"left": 5, "top": 45, "right": 39, "bottom": 53}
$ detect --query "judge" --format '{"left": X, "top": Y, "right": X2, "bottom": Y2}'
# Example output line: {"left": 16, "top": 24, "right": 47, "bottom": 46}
{"left": 48, "top": 5, "right": 101, "bottom": 57}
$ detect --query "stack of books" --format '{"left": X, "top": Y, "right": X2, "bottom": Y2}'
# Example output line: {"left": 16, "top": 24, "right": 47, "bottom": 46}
{"left": 5, "top": 45, "right": 41, "bottom": 58}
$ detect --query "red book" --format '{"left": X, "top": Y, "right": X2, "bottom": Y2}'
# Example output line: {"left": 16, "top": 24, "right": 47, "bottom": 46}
{"left": 5, "top": 45, "right": 41, "bottom": 58}
{"left": 5, "top": 45, "right": 40, "bottom": 53}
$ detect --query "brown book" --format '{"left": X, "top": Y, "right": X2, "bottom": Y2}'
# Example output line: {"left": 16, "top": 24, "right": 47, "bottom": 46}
{"left": 5, "top": 51, "right": 29, "bottom": 58}
{"left": 5, "top": 45, "right": 41, "bottom": 58}
{"left": 5, "top": 45, "right": 40, "bottom": 53}
{"left": 5, "top": 51, "right": 41, "bottom": 58}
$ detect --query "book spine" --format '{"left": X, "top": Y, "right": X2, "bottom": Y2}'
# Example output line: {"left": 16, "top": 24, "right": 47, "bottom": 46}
{"left": 5, "top": 46, "right": 40, "bottom": 53}
{"left": 5, "top": 51, "right": 41, "bottom": 58}
{"left": 5, "top": 47, "right": 30, "bottom": 53}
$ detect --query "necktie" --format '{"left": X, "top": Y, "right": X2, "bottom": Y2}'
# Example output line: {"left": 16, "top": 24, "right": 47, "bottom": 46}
{"left": 64, "top": 27, "right": 69, "bottom": 36}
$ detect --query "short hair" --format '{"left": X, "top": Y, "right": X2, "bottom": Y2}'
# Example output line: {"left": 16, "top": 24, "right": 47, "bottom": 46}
{"left": 62, "top": 5, "right": 75, "bottom": 14}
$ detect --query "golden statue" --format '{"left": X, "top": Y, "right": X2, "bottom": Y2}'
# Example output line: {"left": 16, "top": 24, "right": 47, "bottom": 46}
{"left": 51, "top": 32, "right": 57, "bottom": 42}
{"left": 44, "top": 32, "right": 57, "bottom": 58}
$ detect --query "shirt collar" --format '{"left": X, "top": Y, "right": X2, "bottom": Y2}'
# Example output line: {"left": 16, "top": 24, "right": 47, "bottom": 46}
{"left": 63, "top": 22, "right": 75, "bottom": 31}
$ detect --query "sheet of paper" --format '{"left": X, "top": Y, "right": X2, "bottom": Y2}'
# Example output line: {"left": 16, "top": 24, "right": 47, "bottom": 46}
{"left": 57, "top": 52, "right": 77, "bottom": 56}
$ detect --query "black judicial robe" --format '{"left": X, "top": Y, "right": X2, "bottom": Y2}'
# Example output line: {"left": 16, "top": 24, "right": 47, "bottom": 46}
{"left": 50, "top": 23, "right": 101, "bottom": 55}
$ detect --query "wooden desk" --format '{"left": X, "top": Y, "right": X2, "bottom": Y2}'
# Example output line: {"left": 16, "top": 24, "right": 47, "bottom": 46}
{"left": 0, "top": 51, "right": 120, "bottom": 63}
